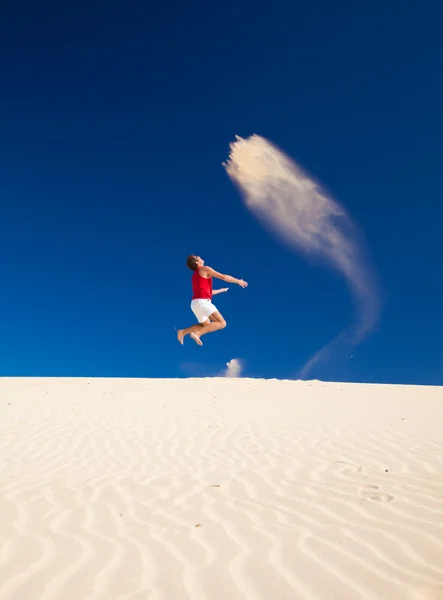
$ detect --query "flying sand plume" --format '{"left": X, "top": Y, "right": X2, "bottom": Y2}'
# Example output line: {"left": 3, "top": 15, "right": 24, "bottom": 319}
{"left": 223, "top": 134, "right": 380, "bottom": 377}
{"left": 223, "top": 358, "right": 244, "bottom": 378}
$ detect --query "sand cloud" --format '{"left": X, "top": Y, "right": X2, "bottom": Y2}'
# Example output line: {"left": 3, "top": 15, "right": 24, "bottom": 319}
{"left": 222, "top": 358, "right": 244, "bottom": 377}
{"left": 181, "top": 359, "right": 244, "bottom": 378}
{"left": 224, "top": 134, "right": 380, "bottom": 377}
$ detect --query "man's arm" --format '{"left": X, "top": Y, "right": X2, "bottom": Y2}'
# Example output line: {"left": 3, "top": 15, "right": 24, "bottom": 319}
{"left": 212, "top": 288, "right": 229, "bottom": 295}
{"left": 201, "top": 266, "right": 248, "bottom": 288}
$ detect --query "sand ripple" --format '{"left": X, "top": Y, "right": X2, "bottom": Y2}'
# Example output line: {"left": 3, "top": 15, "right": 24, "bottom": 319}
{"left": 0, "top": 378, "right": 442, "bottom": 599}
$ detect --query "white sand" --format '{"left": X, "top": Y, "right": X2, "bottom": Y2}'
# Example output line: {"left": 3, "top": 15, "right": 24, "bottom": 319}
{"left": 0, "top": 377, "right": 442, "bottom": 600}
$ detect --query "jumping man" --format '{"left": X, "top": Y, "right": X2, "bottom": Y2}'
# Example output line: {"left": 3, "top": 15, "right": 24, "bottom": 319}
{"left": 177, "top": 255, "right": 248, "bottom": 346}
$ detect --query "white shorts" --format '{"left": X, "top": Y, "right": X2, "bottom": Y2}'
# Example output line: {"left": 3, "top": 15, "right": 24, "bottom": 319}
{"left": 191, "top": 299, "right": 218, "bottom": 323}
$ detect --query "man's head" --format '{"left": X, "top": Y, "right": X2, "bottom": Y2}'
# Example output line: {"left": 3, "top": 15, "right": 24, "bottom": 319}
{"left": 186, "top": 255, "right": 204, "bottom": 271}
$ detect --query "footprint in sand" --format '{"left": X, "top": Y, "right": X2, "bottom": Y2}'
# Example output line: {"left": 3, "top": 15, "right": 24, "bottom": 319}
{"left": 336, "top": 461, "right": 363, "bottom": 473}
{"left": 361, "top": 490, "right": 395, "bottom": 503}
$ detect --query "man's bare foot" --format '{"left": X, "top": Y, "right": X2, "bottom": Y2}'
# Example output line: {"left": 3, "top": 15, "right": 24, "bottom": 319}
{"left": 190, "top": 332, "right": 203, "bottom": 346}
{"left": 177, "top": 330, "right": 185, "bottom": 345}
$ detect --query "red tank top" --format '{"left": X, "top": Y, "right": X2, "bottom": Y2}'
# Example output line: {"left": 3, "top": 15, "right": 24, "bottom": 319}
{"left": 192, "top": 268, "right": 212, "bottom": 300}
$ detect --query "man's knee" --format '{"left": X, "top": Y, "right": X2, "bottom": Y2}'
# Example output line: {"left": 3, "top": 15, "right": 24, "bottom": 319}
{"left": 210, "top": 313, "right": 227, "bottom": 329}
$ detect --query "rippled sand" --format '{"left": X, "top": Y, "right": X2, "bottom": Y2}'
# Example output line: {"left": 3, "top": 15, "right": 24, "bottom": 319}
{"left": 0, "top": 377, "right": 442, "bottom": 599}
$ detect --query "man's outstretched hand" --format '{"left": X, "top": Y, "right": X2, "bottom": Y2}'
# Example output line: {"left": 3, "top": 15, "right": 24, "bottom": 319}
{"left": 237, "top": 279, "right": 248, "bottom": 288}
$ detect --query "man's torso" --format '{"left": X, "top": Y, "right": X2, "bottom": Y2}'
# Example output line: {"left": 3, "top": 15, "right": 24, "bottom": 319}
{"left": 192, "top": 268, "right": 212, "bottom": 300}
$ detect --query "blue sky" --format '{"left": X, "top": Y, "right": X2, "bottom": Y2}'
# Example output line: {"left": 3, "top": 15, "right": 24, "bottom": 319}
{"left": 0, "top": 1, "right": 441, "bottom": 384}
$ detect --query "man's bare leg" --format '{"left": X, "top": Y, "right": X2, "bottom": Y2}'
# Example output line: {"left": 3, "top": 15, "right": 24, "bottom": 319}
{"left": 177, "top": 312, "right": 226, "bottom": 346}
{"left": 191, "top": 312, "right": 226, "bottom": 344}
{"left": 177, "top": 323, "right": 204, "bottom": 345}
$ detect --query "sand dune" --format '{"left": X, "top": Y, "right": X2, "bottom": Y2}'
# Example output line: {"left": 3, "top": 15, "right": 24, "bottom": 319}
{"left": 0, "top": 377, "right": 442, "bottom": 599}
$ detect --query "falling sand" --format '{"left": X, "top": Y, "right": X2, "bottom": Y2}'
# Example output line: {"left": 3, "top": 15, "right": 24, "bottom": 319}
{"left": 224, "top": 134, "right": 380, "bottom": 376}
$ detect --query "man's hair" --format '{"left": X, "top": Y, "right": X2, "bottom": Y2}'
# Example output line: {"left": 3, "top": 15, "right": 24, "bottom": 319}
{"left": 186, "top": 255, "right": 198, "bottom": 271}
